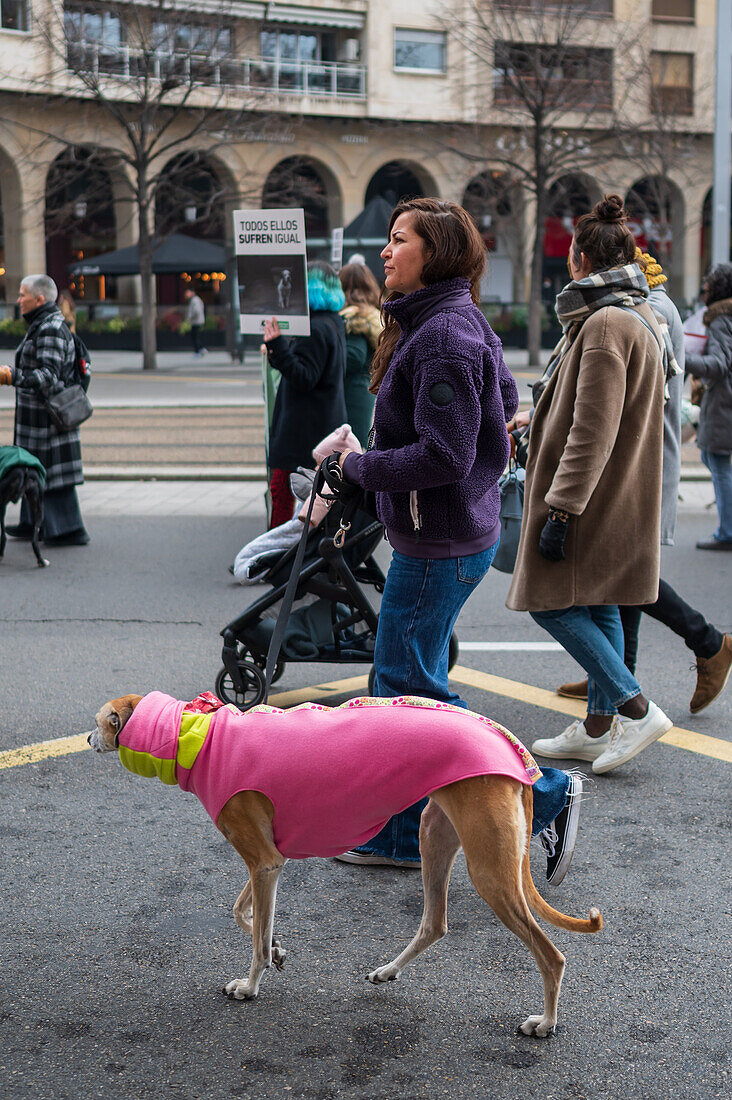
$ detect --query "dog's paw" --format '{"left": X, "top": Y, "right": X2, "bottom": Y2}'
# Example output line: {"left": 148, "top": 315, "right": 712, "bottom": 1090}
{"left": 223, "top": 979, "right": 258, "bottom": 1001}
{"left": 518, "top": 1015, "right": 556, "bottom": 1039}
{"left": 271, "top": 939, "right": 287, "bottom": 971}
{"left": 367, "top": 966, "right": 400, "bottom": 984}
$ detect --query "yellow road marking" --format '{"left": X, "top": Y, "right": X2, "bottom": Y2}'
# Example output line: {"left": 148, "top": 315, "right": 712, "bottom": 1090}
{"left": 449, "top": 666, "right": 732, "bottom": 764}
{"left": 0, "top": 734, "right": 90, "bottom": 770}
{"left": 1, "top": 666, "right": 729, "bottom": 771}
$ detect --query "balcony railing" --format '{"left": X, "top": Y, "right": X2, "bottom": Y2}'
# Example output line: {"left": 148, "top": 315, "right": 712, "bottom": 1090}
{"left": 65, "top": 43, "right": 367, "bottom": 100}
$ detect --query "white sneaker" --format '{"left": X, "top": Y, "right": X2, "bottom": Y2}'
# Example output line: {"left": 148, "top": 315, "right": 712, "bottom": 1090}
{"left": 532, "top": 720, "right": 610, "bottom": 761}
{"left": 592, "top": 702, "right": 672, "bottom": 774}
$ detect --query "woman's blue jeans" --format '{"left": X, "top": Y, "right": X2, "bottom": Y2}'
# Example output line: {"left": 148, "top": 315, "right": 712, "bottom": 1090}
{"left": 357, "top": 545, "right": 570, "bottom": 861}
{"left": 531, "top": 604, "right": 643, "bottom": 716}
{"left": 700, "top": 450, "right": 732, "bottom": 542}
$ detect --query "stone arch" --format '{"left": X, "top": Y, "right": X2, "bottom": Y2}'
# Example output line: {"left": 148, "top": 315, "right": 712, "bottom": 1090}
{"left": 625, "top": 175, "right": 685, "bottom": 300}
{"left": 153, "top": 150, "right": 238, "bottom": 304}
{"left": 462, "top": 169, "right": 525, "bottom": 302}
{"left": 262, "top": 155, "right": 342, "bottom": 243}
{"left": 44, "top": 146, "right": 118, "bottom": 300}
{"left": 364, "top": 160, "right": 439, "bottom": 207}
{"left": 542, "top": 173, "right": 603, "bottom": 300}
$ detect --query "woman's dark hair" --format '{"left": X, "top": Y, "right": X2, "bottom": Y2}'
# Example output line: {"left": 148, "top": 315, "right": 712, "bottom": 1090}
{"left": 339, "top": 262, "right": 381, "bottom": 309}
{"left": 571, "top": 194, "right": 637, "bottom": 274}
{"left": 370, "top": 197, "right": 487, "bottom": 392}
{"left": 702, "top": 263, "right": 732, "bottom": 306}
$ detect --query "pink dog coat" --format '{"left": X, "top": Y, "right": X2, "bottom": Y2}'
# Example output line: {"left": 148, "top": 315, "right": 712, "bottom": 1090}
{"left": 117, "top": 691, "right": 541, "bottom": 860}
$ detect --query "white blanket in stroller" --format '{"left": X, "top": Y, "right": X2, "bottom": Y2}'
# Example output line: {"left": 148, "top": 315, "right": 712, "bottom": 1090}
{"left": 232, "top": 517, "right": 302, "bottom": 584}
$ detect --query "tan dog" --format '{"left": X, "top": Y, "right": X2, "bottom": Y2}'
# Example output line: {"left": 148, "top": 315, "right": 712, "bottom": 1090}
{"left": 88, "top": 693, "right": 602, "bottom": 1038}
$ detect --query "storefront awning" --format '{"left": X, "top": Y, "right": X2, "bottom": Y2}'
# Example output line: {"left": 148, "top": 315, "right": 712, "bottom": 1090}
{"left": 264, "top": 4, "right": 365, "bottom": 29}
{"left": 67, "top": 234, "right": 227, "bottom": 277}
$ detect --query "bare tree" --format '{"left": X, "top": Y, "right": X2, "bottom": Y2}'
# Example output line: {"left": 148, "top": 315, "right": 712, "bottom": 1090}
{"left": 442, "top": 0, "right": 642, "bottom": 364}
{"left": 6, "top": 1, "right": 277, "bottom": 369}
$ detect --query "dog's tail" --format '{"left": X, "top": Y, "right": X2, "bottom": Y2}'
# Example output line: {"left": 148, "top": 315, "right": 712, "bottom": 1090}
{"left": 521, "top": 787, "right": 603, "bottom": 935}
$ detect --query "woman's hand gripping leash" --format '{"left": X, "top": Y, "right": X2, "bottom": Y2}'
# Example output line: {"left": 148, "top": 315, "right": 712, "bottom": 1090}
{"left": 320, "top": 451, "right": 363, "bottom": 548}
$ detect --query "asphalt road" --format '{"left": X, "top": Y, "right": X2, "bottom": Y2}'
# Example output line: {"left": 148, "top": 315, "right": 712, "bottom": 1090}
{"left": 1, "top": 502, "right": 730, "bottom": 1100}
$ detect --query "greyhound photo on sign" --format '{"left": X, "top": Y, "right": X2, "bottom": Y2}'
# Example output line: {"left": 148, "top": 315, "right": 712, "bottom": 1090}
{"left": 234, "top": 208, "right": 310, "bottom": 336}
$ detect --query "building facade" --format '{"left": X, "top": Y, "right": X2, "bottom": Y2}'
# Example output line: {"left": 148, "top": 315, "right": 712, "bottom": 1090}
{"left": 0, "top": 0, "right": 722, "bottom": 310}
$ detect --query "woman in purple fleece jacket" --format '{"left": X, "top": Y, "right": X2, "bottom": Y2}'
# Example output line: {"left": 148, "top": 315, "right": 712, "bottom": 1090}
{"left": 327, "top": 198, "right": 579, "bottom": 881}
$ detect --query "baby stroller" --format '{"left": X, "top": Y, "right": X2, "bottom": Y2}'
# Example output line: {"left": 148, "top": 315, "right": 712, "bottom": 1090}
{"left": 217, "top": 500, "right": 459, "bottom": 711}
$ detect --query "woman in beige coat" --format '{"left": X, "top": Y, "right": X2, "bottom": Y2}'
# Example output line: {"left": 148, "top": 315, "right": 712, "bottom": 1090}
{"left": 507, "top": 195, "right": 672, "bottom": 775}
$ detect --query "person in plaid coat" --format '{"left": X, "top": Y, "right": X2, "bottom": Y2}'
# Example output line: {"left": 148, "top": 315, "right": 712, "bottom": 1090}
{"left": 0, "top": 274, "right": 89, "bottom": 545}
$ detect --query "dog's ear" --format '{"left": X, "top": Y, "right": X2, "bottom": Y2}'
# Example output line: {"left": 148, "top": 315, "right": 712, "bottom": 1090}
{"left": 109, "top": 695, "right": 143, "bottom": 733}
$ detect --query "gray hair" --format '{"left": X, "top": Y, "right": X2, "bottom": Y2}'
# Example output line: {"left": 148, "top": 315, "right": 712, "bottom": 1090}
{"left": 21, "top": 274, "right": 58, "bottom": 303}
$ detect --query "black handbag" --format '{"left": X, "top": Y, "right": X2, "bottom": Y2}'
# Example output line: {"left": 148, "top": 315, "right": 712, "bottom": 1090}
{"left": 492, "top": 459, "right": 524, "bottom": 574}
{"left": 44, "top": 384, "right": 93, "bottom": 431}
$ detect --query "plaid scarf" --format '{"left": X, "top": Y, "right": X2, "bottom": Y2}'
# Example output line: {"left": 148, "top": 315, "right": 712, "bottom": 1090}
{"left": 554, "top": 263, "right": 648, "bottom": 329}
{"left": 534, "top": 264, "right": 651, "bottom": 404}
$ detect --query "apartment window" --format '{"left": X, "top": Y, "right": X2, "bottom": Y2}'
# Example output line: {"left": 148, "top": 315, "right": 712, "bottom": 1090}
{"left": 651, "top": 0, "right": 695, "bottom": 22}
{"left": 153, "top": 21, "right": 232, "bottom": 58}
{"left": 260, "top": 27, "right": 336, "bottom": 64}
{"left": 494, "top": 42, "right": 613, "bottom": 108}
{"left": 64, "top": 7, "right": 125, "bottom": 73}
{"left": 651, "top": 51, "right": 693, "bottom": 114}
{"left": 1, "top": 0, "right": 29, "bottom": 31}
{"left": 394, "top": 29, "right": 446, "bottom": 73}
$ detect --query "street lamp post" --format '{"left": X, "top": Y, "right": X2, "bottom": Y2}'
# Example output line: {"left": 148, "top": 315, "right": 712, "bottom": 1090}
{"left": 712, "top": 0, "right": 732, "bottom": 266}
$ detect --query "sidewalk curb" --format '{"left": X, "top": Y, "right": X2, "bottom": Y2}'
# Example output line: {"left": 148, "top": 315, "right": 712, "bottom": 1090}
{"left": 84, "top": 466, "right": 267, "bottom": 480}
{"left": 82, "top": 465, "right": 712, "bottom": 483}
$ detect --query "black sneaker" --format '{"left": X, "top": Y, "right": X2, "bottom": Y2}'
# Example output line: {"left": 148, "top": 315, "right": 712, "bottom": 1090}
{"left": 538, "top": 773, "right": 583, "bottom": 885}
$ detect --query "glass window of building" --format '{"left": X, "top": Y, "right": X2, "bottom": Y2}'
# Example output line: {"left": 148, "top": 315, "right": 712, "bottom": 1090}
{"left": 394, "top": 29, "right": 447, "bottom": 73}
{"left": 1, "top": 0, "right": 29, "bottom": 32}
{"left": 650, "top": 51, "right": 694, "bottom": 113}
{"left": 153, "top": 21, "right": 232, "bottom": 56}
{"left": 651, "top": 1, "right": 695, "bottom": 22}
{"left": 260, "top": 27, "right": 334, "bottom": 64}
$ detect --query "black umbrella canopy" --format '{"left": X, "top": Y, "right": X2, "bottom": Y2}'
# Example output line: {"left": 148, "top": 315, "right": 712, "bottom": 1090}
{"left": 67, "top": 233, "right": 227, "bottom": 276}
{"left": 342, "top": 195, "right": 393, "bottom": 245}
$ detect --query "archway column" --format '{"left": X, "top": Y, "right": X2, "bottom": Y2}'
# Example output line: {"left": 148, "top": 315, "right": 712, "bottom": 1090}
{"left": 5, "top": 170, "right": 47, "bottom": 300}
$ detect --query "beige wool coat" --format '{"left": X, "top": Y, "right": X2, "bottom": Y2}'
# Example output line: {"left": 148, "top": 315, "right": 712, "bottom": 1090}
{"left": 506, "top": 303, "right": 666, "bottom": 613}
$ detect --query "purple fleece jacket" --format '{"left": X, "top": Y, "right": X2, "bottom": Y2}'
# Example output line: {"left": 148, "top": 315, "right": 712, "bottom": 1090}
{"left": 343, "top": 278, "right": 518, "bottom": 557}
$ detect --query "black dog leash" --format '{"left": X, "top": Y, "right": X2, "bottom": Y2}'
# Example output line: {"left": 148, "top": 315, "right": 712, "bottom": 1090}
{"left": 263, "top": 459, "right": 363, "bottom": 699}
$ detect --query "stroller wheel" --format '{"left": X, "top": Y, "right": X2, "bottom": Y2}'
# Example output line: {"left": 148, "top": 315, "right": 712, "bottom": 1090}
{"left": 215, "top": 660, "right": 266, "bottom": 711}
{"left": 366, "top": 632, "right": 459, "bottom": 697}
{"left": 249, "top": 650, "right": 285, "bottom": 685}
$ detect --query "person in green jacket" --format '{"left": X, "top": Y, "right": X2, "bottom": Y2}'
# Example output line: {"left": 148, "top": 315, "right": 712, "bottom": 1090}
{"left": 339, "top": 262, "right": 383, "bottom": 448}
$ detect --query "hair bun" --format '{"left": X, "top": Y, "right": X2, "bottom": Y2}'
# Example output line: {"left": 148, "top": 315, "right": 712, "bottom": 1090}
{"left": 594, "top": 194, "right": 625, "bottom": 223}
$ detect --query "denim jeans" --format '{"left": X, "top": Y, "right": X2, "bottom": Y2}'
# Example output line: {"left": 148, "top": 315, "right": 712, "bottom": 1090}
{"left": 532, "top": 604, "right": 642, "bottom": 716}
{"left": 700, "top": 450, "right": 732, "bottom": 542}
{"left": 357, "top": 544, "right": 570, "bottom": 860}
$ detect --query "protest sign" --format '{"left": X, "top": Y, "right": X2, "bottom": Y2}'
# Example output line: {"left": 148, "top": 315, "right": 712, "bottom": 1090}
{"left": 233, "top": 208, "right": 310, "bottom": 336}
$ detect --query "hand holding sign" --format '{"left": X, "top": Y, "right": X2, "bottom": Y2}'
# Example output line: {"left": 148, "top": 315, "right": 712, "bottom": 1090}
{"left": 263, "top": 317, "right": 282, "bottom": 343}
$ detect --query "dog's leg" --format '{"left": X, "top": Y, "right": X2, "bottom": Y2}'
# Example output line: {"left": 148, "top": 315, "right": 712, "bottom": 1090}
{"left": 25, "top": 478, "right": 49, "bottom": 567}
{"left": 224, "top": 859, "right": 284, "bottom": 1000}
{"left": 368, "top": 799, "right": 460, "bottom": 985}
{"left": 435, "top": 777, "right": 566, "bottom": 1039}
{"left": 233, "top": 880, "right": 253, "bottom": 935}
{"left": 218, "top": 791, "right": 286, "bottom": 1000}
